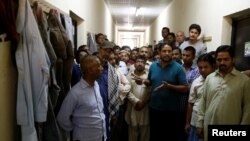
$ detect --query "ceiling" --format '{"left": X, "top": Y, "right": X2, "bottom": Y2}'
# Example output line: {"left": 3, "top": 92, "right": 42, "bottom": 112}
{"left": 104, "top": 0, "right": 173, "bottom": 31}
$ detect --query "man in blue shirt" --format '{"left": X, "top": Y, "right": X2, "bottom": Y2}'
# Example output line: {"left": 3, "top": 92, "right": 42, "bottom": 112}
{"left": 97, "top": 41, "right": 120, "bottom": 141}
{"left": 135, "top": 43, "right": 188, "bottom": 141}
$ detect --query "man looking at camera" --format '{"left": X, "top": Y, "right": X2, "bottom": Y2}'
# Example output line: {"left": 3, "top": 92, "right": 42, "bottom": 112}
{"left": 196, "top": 45, "right": 250, "bottom": 141}
{"left": 134, "top": 43, "right": 188, "bottom": 141}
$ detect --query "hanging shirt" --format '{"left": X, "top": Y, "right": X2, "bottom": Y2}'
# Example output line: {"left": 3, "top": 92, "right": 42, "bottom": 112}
{"left": 16, "top": 0, "right": 50, "bottom": 140}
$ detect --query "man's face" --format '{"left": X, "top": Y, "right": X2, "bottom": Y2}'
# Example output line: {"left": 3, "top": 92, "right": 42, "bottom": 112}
{"left": 96, "top": 35, "right": 105, "bottom": 45}
{"left": 134, "top": 59, "right": 146, "bottom": 72}
{"left": 182, "top": 50, "right": 195, "bottom": 65}
{"left": 120, "top": 52, "right": 129, "bottom": 63}
{"left": 189, "top": 28, "right": 200, "bottom": 41}
{"left": 198, "top": 61, "right": 214, "bottom": 78}
{"left": 216, "top": 52, "right": 234, "bottom": 74}
{"left": 147, "top": 48, "right": 153, "bottom": 58}
{"left": 108, "top": 53, "right": 116, "bottom": 67}
{"left": 114, "top": 49, "right": 121, "bottom": 61}
{"left": 160, "top": 45, "right": 173, "bottom": 63}
{"left": 167, "top": 34, "right": 175, "bottom": 44}
{"left": 124, "top": 48, "right": 131, "bottom": 54}
{"left": 139, "top": 47, "right": 149, "bottom": 58}
{"left": 99, "top": 48, "right": 112, "bottom": 61}
{"left": 172, "top": 49, "right": 182, "bottom": 61}
{"left": 89, "top": 58, "right": 103, "bottom": 80}
{"left": 162, "top": 29, "right": 169, "bottom": 38}
{"left": 131, "top": 50, "right": 138, "bottom": 60}
{"left": 176, "top": 32, "right": 185, "bottom": 43}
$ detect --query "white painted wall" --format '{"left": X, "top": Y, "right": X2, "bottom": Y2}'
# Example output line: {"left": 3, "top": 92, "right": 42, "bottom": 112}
{"left": 149, "top": 0, "right": 250, "bottom": 51}
{"left": 145, "top": 26, "right": 151, "bottom": 46}
{"left": 45, "top": 0, "right": 114, "bottom": 46}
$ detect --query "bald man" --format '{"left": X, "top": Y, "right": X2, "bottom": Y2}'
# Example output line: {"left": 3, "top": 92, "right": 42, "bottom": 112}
{"left": 57, "top": 55, "right": 106, "bottom": 141}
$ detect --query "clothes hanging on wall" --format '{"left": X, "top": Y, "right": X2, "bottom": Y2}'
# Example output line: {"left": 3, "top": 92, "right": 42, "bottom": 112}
{"left": 32, "top": 1, "right": 57, "bottom": 66}
{"left": 87, "top": 32, "right": 98, "bottom": 54}
{"left": 47, "top": 9, "right": 74, "bottom": 115}
{"left": 32, "top": 2, "right": 63, "bottom": 141}
{"left": 61, "top": 14, "right": 75, "bottom": 50}
{"left": 15, "top": 0, "right": 50, "bottom": 141}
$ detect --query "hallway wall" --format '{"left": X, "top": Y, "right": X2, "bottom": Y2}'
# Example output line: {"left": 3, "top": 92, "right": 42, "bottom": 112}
{"left": 45, "top": 0, "right": 115, "bottom": 46}
{"left": 149, "top": 0, "right": 250, "bottom": 51}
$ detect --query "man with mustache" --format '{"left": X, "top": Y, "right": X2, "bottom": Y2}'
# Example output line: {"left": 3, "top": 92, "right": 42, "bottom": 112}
{"left": 126, "top": 55, "right": 151, "bottom": 141}
{"left": 134, "top": 43, "right": 189, "bottom": 140}
{"left": 196, "top": 45, "right": 250, "bottom": 141}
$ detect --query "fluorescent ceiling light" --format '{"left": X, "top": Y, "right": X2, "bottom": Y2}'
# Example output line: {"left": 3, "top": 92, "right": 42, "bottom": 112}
{"left": 135, "top": 7, "right": 144, "bottom": 16}
{"left": 135, "top": 7, "right": 140, "bottom": 16}
{"left": 129, "top": 7, "right": 136, "bottom": 15}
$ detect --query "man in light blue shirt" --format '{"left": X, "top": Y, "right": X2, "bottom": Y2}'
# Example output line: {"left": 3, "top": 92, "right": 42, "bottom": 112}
{"left": 57, "top": 55, "right": 106, "bottom": 141}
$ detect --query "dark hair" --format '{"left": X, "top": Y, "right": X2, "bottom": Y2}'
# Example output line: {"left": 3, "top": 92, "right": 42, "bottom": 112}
{"left": 132, "top": 48, "right": 139, "bottom": 52}
{"left": 197, "top": 53, "right": 216, "bottom": 66}
{"left": 95, "top": 33, "right": 104, "bottom": 40}
{"left": 184, "top": 46, "right": 196, "bottom": 56}
{"left": 78, "top": 45, "right": 87, "bottom": 50}
{"left": 215, "top": 45, "right": 234, "bottom": 58}
{"left": 121, "top": 46, "right": 131, "bottom": 51}
{"left": 167, "top": 32, "right": 176, "bottom": 38}
{"left": 207, "top": 51, "right": 216, "bottom": 59}
{"left": 158, "top": 43, "right": 173, "bottom": 51}
{"left": 172, "top": 47, "right": 182, "bottom": 54}
{"left": 92, "top": 51, "right": 99, "bottom": 56}
{"left": 162, "top": 27, "right": 170, "bottom": 33}
{"left": 136, "top": 55, "right": 147, "bottom": 62}
{"left": 189, "top": 24, "right": 201, "bottom": 34}
{"left": 76, "top": 45, "right": 89, "bottom": 63}
{"left": 113, "top": 45, "right": 120, "bottom": 50}
{"left": 148, "top": 45, "right": 153, "bottom": 48}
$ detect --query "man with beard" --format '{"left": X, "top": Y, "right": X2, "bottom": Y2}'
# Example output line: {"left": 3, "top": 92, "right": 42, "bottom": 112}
{"left": 134, "top": 43, "right": 189, "bottom": 140}
{"left": 129, "top": 46, "right": 152, "bottom": 73}
{"left": 196, "top": 45, "right": 250, "bottom": 141}
{"left": 125, "top": 55, "right": 151, "bottom": 141}
{"left": 97, "top": 41, "right": 120, "bottom": 141}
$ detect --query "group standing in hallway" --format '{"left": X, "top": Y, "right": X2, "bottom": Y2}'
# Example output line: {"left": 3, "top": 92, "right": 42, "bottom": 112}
{"left": 1, "top": 1, "right": 250, "bottom": 141}
{"left": 59, "top": 24, "right": 250, "bottom": 141}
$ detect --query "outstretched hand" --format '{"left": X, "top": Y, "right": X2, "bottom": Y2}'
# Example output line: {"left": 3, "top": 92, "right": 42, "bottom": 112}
{"left": 153, "top": 81, "right": 169, "bottom": 92}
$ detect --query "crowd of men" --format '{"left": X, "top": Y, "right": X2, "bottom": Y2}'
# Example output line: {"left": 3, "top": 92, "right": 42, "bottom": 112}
{"left": 56, "top": 24, "right": 250, "bottom": 141}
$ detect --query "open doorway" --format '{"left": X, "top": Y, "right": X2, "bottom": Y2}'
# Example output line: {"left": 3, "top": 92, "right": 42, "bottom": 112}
{"left": 117, "top": 31, "right": 145, "bottom": 48}
{"left": 231, "top": 10, "right": 250, "bottom": 71}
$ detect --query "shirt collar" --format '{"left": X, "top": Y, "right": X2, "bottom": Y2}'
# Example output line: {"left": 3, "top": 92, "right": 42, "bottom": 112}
{"left": 80, "top": 78, "right": 97, "bottom": 89}
{"left": 182, "top": 63, "right": 197, "bottom": 70}
{"left": 156, "top": 59, "right": 174, "bottom": 67}
{"left": 156, "top": 59, "right": 160, "bottom": 64}
{"left": 200, "top": 75, "right": 205, "bottom": 82}
{"left": 131, "top": 70, "right": 147, "bottom": 76}
{"left": 214, "top": 67, "right": 237, "bottom": 76}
